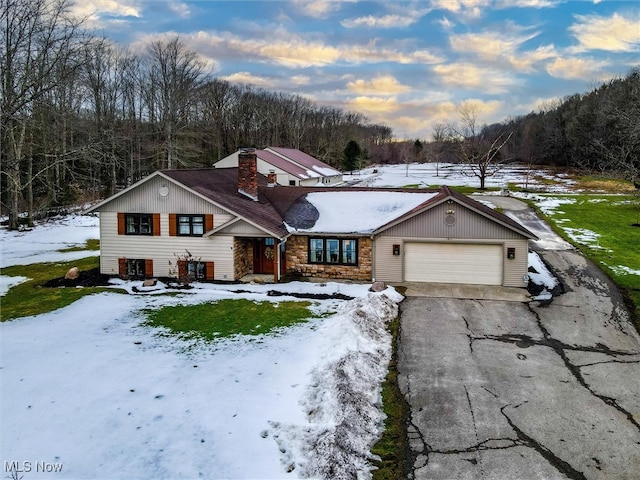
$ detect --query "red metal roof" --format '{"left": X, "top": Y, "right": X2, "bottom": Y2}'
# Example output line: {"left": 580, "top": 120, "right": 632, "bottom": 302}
{"left": 266, "top": 147, "right": 341, "bottom": 178}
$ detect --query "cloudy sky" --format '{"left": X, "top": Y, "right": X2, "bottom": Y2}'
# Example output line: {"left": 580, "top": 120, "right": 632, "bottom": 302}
{"left": 74, "top": 0, "right": 639, "bottom": 139}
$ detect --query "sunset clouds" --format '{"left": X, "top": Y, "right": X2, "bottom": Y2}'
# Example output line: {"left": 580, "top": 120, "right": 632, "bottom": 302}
{"left": 74, "top": 0, "right": 639, "bottom": 138}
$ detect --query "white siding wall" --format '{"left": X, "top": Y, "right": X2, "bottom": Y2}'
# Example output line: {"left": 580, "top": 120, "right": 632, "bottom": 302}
{"left": 100, "top": 212, "right": 235, "bottom": 280}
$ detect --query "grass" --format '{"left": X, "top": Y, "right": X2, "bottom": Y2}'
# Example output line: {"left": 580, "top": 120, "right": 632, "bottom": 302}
{"left": 0, "top": 256, "right": 112, "bottom": 321}
{"left": 532, "top": 194, "right": 640, "bottom": 324}
{"left": 574, "top": 176, "right": 635, "bottom": 193}
{"left": 57, "top": 239, "right": 100, "bottom": 252}
{"left": 142, "top": 299, "right": 317, "bottom": 340}
{"left": 371, "top": 314, "right": 408, "bottom": 480}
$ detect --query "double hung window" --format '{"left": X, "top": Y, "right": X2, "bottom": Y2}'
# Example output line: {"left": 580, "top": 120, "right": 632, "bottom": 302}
{"left": 186, "top": 261, "right": 205, "bottom": 280}
{"left": 177, "top": 215, "right": 204, "bottom": 236}
{"left": 125, "top": 214, "right": 152, "bottom": 235}
{"left": 309, "top": 238, "right": 358, "bottom": 266}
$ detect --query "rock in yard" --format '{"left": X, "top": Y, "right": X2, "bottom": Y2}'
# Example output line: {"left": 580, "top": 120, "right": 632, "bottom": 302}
{"left": 65, "top": 267, "right": 80, "bottom": 280}
{"left": 369, "top": 281, "right": 386, "bottom": 292}
{"left": 142, "top": 278, "right": 157, "bottom": 287}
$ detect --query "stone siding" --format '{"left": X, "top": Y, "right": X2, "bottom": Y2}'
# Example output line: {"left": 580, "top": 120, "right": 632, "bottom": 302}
{"left": 285, "top": 235, "right": 372, "bottom": 281}
{"left": 233, "top": 237, "right": 253, "bottom": 279}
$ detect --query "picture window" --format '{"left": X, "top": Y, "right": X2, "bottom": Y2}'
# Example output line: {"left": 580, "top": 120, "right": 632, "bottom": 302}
{"left": 309, "top": 238, "right": 358, "bottom": 266}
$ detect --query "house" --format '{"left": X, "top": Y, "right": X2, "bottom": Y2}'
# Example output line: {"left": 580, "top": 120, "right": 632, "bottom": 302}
{"left": 86, "top": 150, "right": 536, "bottom": 287}
{"left": 215, "top": 147, "right": 343, "bottom": 186}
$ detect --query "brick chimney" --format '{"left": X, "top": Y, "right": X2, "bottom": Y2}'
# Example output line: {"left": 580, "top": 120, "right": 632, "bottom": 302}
{"left": 238, "top": 148, "right": 258, "bottom": 201}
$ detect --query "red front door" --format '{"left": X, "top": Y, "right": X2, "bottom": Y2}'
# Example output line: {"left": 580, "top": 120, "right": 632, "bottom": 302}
{"left": 254, "top": 238, "right": 275, "bottom": 274}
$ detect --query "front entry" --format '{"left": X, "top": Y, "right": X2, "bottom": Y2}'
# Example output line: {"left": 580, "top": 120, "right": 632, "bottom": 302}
{"left": 253, "top": 238, "right": 275, "bottom": 274}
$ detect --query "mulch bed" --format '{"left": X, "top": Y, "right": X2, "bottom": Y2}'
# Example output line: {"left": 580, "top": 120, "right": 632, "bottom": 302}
{"left": 42, "top": 268, "right": 113, "bottom": 288}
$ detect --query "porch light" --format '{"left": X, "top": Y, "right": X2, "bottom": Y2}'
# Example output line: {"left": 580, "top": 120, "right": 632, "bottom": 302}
{"left": 446, "top": 199, "right": 455, "bottom": 215}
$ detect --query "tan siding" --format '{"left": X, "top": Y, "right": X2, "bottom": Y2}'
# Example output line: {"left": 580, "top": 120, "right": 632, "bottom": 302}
{"left": 503, "top": 239, "right": 529, "bottom": 287}
{"left": 374, "top": 237, "right": 404, "bottom": 282}
{"left": 99, "top": 212, "right": 235, "bottom": 280}
{"left": 380, "top": 202, "right": 523, "bottom": 240}
{"left": 216, "top": 219, "right": 269, "bottom": 236}
{"left": 100, "top": 175, "right": 231, "bottom": 219}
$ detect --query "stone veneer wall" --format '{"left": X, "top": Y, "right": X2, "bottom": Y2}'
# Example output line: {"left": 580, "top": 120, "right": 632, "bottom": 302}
{"left": 233, "top": 237, "right": 254, "bottom": 279}
{"left": 285, "top": 235, "right": 372, "bottom": 281}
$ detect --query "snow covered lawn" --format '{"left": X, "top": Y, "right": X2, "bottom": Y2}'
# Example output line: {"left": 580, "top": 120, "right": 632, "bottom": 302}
{"left": 1, "top": 217, "right": 403, "bottom": 479}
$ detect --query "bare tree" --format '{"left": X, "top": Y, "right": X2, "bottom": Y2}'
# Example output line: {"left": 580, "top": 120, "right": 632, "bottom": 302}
{"left": 1, "top": 0, "right": 85, "bottom": 229}
{"left": 447, "top": 103, "right": 512, "bottom": 190}
{"left": 431, "top": 123, "right": 447, "bottom": 177}
{"left": 142, "top": 36, "right": 207, "bottom": 169}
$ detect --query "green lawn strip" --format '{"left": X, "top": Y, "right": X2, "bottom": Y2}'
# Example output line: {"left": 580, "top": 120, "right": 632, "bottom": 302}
{"left": 435, "top": 185, "right": 501, "bottom": 195}
{"left": 529, "top": 194, "right": 640, "bottom": 325}
{"left": 1, "top": 256, "right": 113, "bottom": 321}
{"left": 142, "top": 298, "right": 317, "bottom": 340}
{"left": 57, "top": 239, "right": 100, "bottom": 252}
{"left": 372, "top": 314, "right": 409, "bottom": 480}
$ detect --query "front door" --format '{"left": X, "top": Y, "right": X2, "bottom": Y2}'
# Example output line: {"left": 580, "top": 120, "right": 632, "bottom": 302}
{"left": 253, "top": 238, "right": 275, "bottom": 274}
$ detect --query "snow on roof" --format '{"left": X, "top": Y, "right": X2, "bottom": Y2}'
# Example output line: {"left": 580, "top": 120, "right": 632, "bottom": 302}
{"left": 267, "top": 147, "right": 341, "bottom": 177}
{"left": 288, "top": 191, "right": 438, "bottom": 234}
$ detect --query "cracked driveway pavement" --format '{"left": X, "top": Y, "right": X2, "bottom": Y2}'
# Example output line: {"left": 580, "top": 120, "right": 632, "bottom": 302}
{"left": 398, "top": 199, "right": 640, "bottom": 480}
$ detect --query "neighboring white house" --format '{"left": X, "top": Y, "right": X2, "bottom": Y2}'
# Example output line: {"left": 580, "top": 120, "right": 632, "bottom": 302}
{"left": 215, "top": 147, "right": 343, "bottom": 186}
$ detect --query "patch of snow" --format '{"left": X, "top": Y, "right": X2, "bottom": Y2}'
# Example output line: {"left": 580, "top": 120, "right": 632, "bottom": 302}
{"left": 533, "top": 196, "right": 576, "bottom": 216}
{"left": 292, "top": 191, "right": 438, "bottom": 233}
{"left": 312, "top": 165, "right": 340, "bottom": 176}
{"left": 343, "top": 162, "right": 579, "bottom": 193}
{"left": 562, "top": 227, "right": 611, "bottom": 251}
{"left": 0, "top": 275, "right": 30, "bottom": 296}
{"left": 0, "top": 214, "right": 99, "bottom": 268}
{"left": 528, "top": 251, "right": 559, "bottom": 291}
{"left": 608, "top": 265, "right": 640, "bottom": 276}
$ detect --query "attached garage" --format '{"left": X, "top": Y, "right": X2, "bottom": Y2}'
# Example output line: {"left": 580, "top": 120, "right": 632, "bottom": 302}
{"left": 372, "top": 186, "right": 537, "bottom": 288}
{"left": 404, "top": 242, "right": 503, "bottom": 285}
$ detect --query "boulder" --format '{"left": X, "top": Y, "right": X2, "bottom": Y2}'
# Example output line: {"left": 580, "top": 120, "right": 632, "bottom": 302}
{"left": 64, "top": 267, "right": 80, "bottom": 280}
{"left": 142, "top": 278, "right": 157, "bottom": 287}
{"left": 369, "top": 281, "right": 386, "bottom": 292}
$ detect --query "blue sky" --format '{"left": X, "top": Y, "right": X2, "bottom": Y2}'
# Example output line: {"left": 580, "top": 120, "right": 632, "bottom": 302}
{"left": 75, "top": 0, "right": 639, "bottom": 139}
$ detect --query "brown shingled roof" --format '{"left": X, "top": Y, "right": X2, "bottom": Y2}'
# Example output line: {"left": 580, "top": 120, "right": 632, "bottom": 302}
{"left": 161, "top": 168, "right": 289, "bottom": 238}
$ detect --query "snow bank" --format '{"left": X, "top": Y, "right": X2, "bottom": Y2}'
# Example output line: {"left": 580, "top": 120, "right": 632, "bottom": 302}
{"left": 270, "top": 288, "right": 403, "bottom": 479}
{"left": 528, "top": 251, "right": 560, "bottom": 300}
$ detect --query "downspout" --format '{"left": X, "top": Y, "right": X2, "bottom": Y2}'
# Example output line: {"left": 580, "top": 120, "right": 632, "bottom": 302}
{"left": 275, "top": 234, "right": 291, "bottom": 283}
{"left": 370, "top": 233, "right": 376, "bottom": 282}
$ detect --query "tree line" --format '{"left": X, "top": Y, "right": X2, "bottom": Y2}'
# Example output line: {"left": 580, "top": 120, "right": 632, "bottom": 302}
{"left": 419, "top": 69, "right": 640, "bottom": 189}
{"left": 1, "top": 0, "right": 392, "bottom": 229}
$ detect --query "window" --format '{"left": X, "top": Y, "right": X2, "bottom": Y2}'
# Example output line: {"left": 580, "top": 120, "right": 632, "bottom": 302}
{"left": 125, "top": 214, "right": 152, "bottom": 235}
{"left": 177, "top": 215, "right": 204, "bottom": 236}
{"left": 187, "top": 261, "right": 205, "bottom": 280}
{"left": 126, "top": 259, "right": 146, "bottom": 278}
{"left": 289, "top": 180, "right": 296, "bottom": 186}
{"left": 342, "top": 239, "right": 357, "bottom": 264}
{"left": 309, "top": 238, "right": 358, "bottom": 266}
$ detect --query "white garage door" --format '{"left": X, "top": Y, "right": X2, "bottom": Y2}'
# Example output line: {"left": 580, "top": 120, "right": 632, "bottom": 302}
{"left": 404, "top": 243, "right": 503, "bottom": 285}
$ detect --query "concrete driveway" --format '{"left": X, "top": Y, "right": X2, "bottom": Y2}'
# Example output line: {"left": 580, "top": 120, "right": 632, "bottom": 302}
{"left": 398, "top": 197, "right": 640, "bottom": 479}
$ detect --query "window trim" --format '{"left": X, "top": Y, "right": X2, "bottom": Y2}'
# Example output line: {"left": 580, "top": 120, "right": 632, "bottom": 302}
{"left": 308, "top": 237, "right": 358, "bottom": 266}
{"left": 125, "top": 213, "right": 153, "bottom": 235}
{"left": 176, "top": 214, "right": 205, "bottom": 236}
